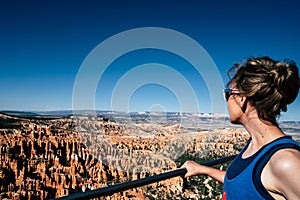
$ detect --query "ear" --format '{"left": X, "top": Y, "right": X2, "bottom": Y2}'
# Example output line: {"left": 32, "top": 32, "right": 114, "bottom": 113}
{"left": 239, "top": 95, "right": 247, "bottom": 112}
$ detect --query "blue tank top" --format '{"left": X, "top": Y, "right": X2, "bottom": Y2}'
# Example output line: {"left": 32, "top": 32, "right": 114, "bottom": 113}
{"left": 222, "top": 136, "right": 300, "bottom": 200}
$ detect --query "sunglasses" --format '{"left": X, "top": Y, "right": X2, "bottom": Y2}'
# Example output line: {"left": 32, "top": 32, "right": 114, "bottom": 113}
{"left": 223, "top": 88, "right": 240, "bottom": 101}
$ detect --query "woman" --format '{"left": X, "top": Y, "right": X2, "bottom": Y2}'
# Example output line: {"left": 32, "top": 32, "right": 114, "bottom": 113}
{"left": 182, "top": 56, "right": 300, "bottom": 199}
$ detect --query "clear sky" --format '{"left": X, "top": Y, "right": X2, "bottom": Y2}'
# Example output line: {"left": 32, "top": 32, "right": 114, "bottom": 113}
{"left": 1, "top": 0, "right": 300, "bottom": 121}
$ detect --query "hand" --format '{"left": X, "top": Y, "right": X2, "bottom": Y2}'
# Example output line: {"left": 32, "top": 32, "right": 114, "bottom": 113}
{"left": 181, "top": 160, "right": 226, "bottom": 183}
{"left": 181, "top": 160, "right": 208, "bottom": 178}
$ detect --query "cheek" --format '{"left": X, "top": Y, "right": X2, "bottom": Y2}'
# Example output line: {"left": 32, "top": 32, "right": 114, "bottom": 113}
{"left": 229, "top": 113, "right": 238, "bottom": 123}
{"left": 229, "top": 111, "right": 239, "bottom": 124}
{"left": 227, "top": 101, "right": 240, "bottom": 124}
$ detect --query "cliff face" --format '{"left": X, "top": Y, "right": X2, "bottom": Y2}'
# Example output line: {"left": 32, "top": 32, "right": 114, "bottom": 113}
{"left": 0, "top": 114, "right": 249, "bottom": 200}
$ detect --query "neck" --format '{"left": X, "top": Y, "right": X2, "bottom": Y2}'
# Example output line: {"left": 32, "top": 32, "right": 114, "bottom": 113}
{"left": 241, "top": 110, "right": 285, "bottom": 149}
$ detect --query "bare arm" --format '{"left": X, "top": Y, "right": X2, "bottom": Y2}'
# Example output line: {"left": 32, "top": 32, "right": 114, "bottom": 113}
{"left": 181, "top": 160, "right": 226, "bottom": 183}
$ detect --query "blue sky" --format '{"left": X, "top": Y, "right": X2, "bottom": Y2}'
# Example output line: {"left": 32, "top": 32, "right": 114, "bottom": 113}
{"left": 1, "top": 0, "right": 300, "bottom": 120}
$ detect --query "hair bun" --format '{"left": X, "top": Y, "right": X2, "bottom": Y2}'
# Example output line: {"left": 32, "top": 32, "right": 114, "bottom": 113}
{"left": 270, "top": 62, "right": 288, "bottom": 91}
{"left": 273, "top": 59, "right": 299, "bottom": 105}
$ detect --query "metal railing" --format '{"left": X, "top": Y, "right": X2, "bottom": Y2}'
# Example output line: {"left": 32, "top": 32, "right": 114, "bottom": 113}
{"left": 53, "top": 155, "right": 236, "bottom": 200}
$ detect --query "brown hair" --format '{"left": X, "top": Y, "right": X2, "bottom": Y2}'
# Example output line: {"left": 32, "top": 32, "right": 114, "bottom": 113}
{"left": 228, "top": 56, "right": 300, "bottom": 126}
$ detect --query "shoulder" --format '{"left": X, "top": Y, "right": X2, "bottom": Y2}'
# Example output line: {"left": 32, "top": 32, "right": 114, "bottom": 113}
{"left": 267, "top": 148, "right": 300, "bottom": 198}
{"left": 258, "top": 138, "right": 300, "bottom": 198}
{"left": 269, "top": 148, "right": 300, "bottom": 173}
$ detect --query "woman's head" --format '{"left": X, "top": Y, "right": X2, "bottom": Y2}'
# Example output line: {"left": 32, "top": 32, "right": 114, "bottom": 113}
{"left": 227, "top": 56, "right": 299, "bottom": 125}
